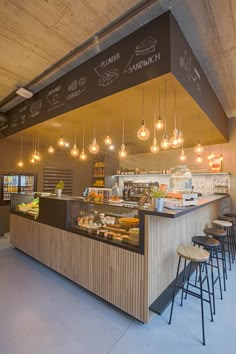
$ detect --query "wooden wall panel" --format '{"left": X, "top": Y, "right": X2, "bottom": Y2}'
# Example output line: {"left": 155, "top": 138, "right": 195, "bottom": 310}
{"left": 10, "top": 214, "right": 145, "bottom": 322}
{"left": 145, "top": 199, "right": 221, "bottom": 322}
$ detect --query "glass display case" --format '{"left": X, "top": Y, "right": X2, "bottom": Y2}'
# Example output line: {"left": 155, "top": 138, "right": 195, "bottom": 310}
{"left": 10, "top": 193, "right": 39, "bottom": 219}
{"left": 69, "top": 200, "right": 143, "bottom": 254}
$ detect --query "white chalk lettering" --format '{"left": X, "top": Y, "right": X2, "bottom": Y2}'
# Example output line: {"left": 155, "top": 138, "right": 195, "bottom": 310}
{"left": 127, "top": 53, "right": 160, "bottom": 74}
{"left": 101, "top": 53, "right": 120, "bottom": 68}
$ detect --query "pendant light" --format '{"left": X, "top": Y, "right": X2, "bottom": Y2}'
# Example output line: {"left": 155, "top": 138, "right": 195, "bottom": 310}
{"left": 89, "top": 128, "right": 99, "bottom": 154}
{"left": 34, "top": 136, "right": 41, "bottom": 161}
{"left": 169, "top": 89, "right": 181, "bottom": 148}
{"left": 79, "top": 125, "right": 87, "bottom": 161}
{"left": 137, "top": 88, "right": 150, "bottom": 140}
{"left": 177, "top": 130, "right": 184, "bottom": 145}
{"left": 194, "top": 140, "right": 204, "bottom": 154}
{"left": 208, "top": 147, "right": 215, "bottom": 160}
{"left": 150, "top": 112, "right": 159, "bottom": 154}
{"left": 70, "top": 129, "right": 79, "bottom": 157}
{"left": 30, "top": 138, "right": 35, "bottom": 163}
{"left": 194, "top": 115, "right": 204, "bottom": 156}
{"left": 119, "top": 116, "right": 127, "bottom": 159}
{"left": 155, "top": 89, "right": 164, "bottom": 131}
{"left": 48, "top": 145, "right": 55, "bottom": 154}
{"left": 58, "top": 134, "right": 65, "bottom": 147}
{"left": 220, "top": 145, "right": 223, "bottom": 161}
{"left": 196, "top": 154, "right": 203, "bottom": 163}
{"left": 161, "top": 81, "right": 170, "bottom": 150}
{"left": 179, "top": 144, "right": 186, "bottom": 161}
{"left": 32, "top": 137, "right": 38, "bottom": 159}
{"left": 17, "top": 136, "right": 24, "bottom": 167}
{"left": 104, "top": 120, "right": 112, "bottom": 145}
{"left": 48, "top": 135, "right": 55, "bottom": 154}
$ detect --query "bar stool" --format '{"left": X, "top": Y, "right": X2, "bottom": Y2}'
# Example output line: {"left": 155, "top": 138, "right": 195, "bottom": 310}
{"left": 192, "top": 236, "right": 223, "bottom": 315}
{"left": 219, "top": 214, "right": 236, "bottom": 261}
{"left": 204, "top": 227, "right": 227, "bottom": 291}
{"left": 212, "top": 220, "right": 233, "bottom": 270}
{"left": 169, "top": 245, "right": 213, "bottom": 346}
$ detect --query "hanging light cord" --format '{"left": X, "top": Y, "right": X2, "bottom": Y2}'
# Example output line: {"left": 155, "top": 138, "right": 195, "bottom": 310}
{"left": 142, "top": 88, "right": 144, "bottom": 123}
{"left": 20, "top": 136, "right": 22, "bottom": 160}
{"left": 164, "top": 81, "right": 167, "bottom": 133}
{"left": 122, "top": 114, "right": 125, "bottom": 144}
{"left": 82, "top": 125, "right": 85, "bottom": 149}
{"left": 174, "top": 89, "right": 177, "bottom": 130}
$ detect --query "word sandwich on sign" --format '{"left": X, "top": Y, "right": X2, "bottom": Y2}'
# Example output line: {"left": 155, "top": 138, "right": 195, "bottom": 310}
{"left": 124, "top": 36, "right": 161, "bottom": 74}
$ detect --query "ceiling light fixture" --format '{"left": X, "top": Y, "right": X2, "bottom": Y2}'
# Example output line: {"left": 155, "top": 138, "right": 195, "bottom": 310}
{"left": 89, "top": 128, "right": 99, "bottom": 154}
{"left": 17, "top": 136, "right": 24, "bottom": 167}
{"left": 34, "top": 135, "right": 41, "bottom": 161}
{"left": 179, "top": 144, "right": 186, "bottom": 161}
{"left": 70, "top": 129, "right": 79, "bottom": 157}
{"left": 155, "top": 88, "right": 164, "bottom": 131}
{"left": 58, "top": 134, "right": 65, "bottom": 147}
{"left": 16, "top": 87, "right": 33, "bottom": 99}
{"left": 119, "top": 116, "right": 127, "bottom": 159}
{"left": 169, "top": 89, "right": 181, "bottom": 148}
{"left": 79, "top": 125, "right": 87, "bottom": 161}
{"left": 104, "top": 120, "right": 112, "bottom": 145}
{"left": 137, "top": 88, "right": 150, "bottom": 141}
{"left": 48, "top": 145, "right": 55, "bottom": 154}
{"left": 194, "top": 140, "right": 204, "bottom": 154}
{"left": 150, "top": 112, "right": 159, "bottom": 154}
{"left": 161, "top": 80, "right": 170, "bottom": 150}
{"left": 196, "top": 154, "right": 203, "bottom": 163}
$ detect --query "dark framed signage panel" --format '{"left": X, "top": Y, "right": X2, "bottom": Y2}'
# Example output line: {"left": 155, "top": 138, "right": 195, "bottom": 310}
{"left": 4, "top": 11, "right": 228, "bottom": 141}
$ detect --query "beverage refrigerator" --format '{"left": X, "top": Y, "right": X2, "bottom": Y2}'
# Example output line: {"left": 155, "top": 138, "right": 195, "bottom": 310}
{"left": 0, "top": 173, "right": 37, "bottom": 202}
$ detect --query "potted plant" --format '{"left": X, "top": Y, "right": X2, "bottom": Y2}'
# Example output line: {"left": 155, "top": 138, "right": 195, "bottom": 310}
{"left": 55, "top": 180, "right": 64, "bottom": 197}
{"left": 150, "top": 189, "right": 166, "bottom": 211}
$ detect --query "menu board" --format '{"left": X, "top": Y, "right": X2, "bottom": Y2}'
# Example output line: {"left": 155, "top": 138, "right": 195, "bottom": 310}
{"left": 4, "top": 12, "right": 170, "bottom": 137}
{"left": 3, "top": 11, "right": 228, "bottom": 141}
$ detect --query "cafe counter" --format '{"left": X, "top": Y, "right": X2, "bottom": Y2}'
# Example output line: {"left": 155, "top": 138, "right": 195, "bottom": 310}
{"left": 10, "top": 194, "right": 229, "bottom": 323}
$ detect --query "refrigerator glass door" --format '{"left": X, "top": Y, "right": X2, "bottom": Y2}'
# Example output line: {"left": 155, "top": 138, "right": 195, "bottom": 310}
{"left": 2, "top": 175, "right": 19, "bottom": 201}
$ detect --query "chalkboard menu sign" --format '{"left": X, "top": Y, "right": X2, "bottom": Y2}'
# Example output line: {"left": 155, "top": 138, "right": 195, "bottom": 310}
{"left": 3, "top": 11, "right": 228, "bottom": 141}
{"left": 5, "top": 12, "right": 170, "bottom": 138}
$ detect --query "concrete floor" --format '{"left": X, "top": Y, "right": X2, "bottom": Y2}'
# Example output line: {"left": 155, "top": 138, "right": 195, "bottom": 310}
{"left": 1, "top": 238, "right": 236, "bottom": 354}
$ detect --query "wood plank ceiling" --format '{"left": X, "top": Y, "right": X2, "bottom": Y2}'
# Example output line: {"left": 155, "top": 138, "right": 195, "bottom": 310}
{"left": 0, "top": 0, "right": 236, "bottom": 118}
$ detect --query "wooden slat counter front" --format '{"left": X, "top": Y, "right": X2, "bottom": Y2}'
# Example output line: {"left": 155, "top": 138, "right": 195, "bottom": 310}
{"left": 10, "top": 195, "right": 229, "bottom": 323}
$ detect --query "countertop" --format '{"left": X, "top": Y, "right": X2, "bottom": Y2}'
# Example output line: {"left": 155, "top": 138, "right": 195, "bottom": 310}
{"left": 39, "top": 193, "right": 229, "bottom": 219}
{"left": 139, "top": 194, "right": 229, "bottom": 218}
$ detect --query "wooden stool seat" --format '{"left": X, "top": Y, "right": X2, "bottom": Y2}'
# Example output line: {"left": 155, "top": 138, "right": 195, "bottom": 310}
{"left": 212, "top": 220, "right": 232, "bottom": 228}
{"left": 224, "top": 213, "right": 236, "bottom": 218}
{"left": 177, "top": 245, "right": 209, "bottom": 262}
{"left": 192, "top": 236, "right": 220, "bottom": 248}
{"left": 204, "top": 228, "right": 227, "bottom": 238}
{"left": 218, "top": 215, "right": 234, "bottom": 222}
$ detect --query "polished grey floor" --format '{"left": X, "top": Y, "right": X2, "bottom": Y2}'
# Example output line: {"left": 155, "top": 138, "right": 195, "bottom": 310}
{"left": 1, "top": 238, "right": 236, "bottom": 354}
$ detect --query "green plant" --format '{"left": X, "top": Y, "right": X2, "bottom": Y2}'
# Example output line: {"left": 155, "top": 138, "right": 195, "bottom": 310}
{"left": 55, "top": 180, "right": 64, "bottom": 190}
{"left": 150, "top": 189, "right": 166, "bottom": 198}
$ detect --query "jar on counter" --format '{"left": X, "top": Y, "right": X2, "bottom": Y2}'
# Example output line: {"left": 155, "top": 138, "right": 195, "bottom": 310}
{"left": 170, "top": 165, "right": 192, "bottom": 192}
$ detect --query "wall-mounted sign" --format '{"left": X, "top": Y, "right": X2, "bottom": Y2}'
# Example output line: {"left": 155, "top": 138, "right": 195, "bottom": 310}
{"left": 3, "top": 11, "right": 228, "bottom": 141}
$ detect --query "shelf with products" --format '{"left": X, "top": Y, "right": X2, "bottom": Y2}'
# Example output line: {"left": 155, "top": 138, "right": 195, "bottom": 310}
{"left": 92, "top": 159, "right": 105, "bottom": 187}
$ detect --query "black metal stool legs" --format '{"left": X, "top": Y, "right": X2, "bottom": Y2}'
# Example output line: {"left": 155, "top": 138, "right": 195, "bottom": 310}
{"left": 169, "top": 256, "right": 181, "bottom": 325}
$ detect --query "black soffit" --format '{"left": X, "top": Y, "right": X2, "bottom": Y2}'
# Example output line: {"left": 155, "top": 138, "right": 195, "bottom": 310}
{"left": 3, "top": 11, "right": 228, "bottom": 141}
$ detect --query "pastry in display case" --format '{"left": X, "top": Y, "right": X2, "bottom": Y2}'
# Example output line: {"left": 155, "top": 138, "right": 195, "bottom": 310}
{"left": 69, "top": 200, "right": 142, "bottom": 251}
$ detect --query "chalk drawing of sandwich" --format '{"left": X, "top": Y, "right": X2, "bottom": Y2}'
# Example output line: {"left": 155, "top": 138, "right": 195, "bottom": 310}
{"left": 135, "top": 36, "right": 157, "bottom": 56}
